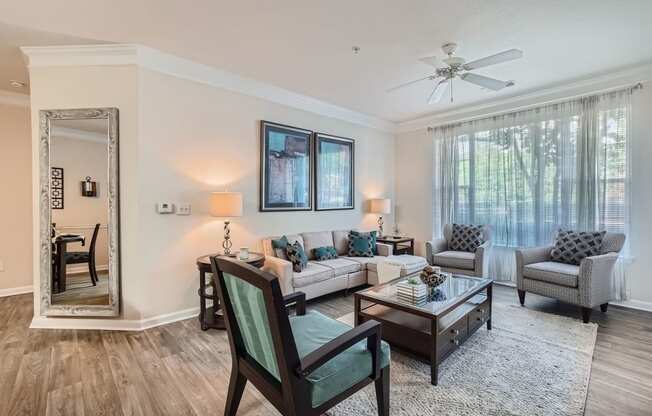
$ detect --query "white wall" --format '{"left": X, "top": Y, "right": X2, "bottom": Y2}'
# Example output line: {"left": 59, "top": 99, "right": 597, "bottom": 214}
{"left": 29, "top": 65, "right": 141, "bottom": 319}
{"left": 136, "top": 68, "right": 395, "bottom": 319}
{"left": 27, "top": 62, "right": 394, "bottom": 324}
{"left": 395, "top": 72, "right": 652, "bottom": 306}
{"left": 0, "top": 100, "right": 32, "bottom": 295}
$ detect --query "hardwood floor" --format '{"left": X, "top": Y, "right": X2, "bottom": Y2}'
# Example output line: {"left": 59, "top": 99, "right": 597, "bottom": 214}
{"left": 1, "top": 285, "right": 651, "bottom": 415}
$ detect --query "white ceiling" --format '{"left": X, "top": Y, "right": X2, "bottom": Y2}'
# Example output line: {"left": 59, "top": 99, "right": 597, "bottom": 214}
{"left": 1, "top": 0, "right": 651, "bottom": 122}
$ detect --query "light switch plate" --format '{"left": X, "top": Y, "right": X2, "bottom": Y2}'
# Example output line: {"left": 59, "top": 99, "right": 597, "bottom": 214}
{"left": 176, "top": 203, "right": 191, "bottom": 215}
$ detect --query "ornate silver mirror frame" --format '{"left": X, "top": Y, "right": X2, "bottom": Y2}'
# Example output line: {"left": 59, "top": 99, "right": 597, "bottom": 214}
{"left": 39, "top": 108, "right": 120, "bottom": 316}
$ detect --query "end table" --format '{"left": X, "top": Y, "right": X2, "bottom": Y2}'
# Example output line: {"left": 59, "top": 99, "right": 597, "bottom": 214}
{"left": 376, "top": 236, "right": 415, "bottom": 255}
{"left": 196, "top": 252, "right": 265, "bottom": 330}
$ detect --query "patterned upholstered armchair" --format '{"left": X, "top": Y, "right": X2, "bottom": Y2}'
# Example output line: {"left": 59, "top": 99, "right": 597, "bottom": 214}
{"left": 210, "top": 256, "right": 390, "bottom": 416}
{"left": 516, "top": 231, "right": 626, "bottom": 323}
{"left": 425, "top": 224, "right": 492, "bottom": 277}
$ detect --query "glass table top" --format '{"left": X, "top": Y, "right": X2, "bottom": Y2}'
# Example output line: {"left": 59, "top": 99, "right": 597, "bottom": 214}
{"left": 357, "top": 273, "right": 491, "bottom": 316}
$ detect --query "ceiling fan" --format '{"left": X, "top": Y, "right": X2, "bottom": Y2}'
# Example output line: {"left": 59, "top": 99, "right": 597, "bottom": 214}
{"left": 388, "top": 42, "right": 523, "bottom": 104}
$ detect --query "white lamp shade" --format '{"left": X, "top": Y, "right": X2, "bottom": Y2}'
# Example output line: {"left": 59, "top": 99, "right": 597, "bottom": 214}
{"left": 209, "top": 192, "right": 243, "bottom": 217}
{"left": 369, "top": 198, "right": 391, "bottom": 214}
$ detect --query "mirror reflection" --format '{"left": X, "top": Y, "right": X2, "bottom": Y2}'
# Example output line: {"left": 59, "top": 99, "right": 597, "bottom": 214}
{"left": 50, "top": 118, "right": 110, "bottom": 305}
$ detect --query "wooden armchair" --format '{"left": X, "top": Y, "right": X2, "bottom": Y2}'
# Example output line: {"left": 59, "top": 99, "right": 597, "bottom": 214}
{"left": 210, "top": 256, "right": 390, "bottom": 416}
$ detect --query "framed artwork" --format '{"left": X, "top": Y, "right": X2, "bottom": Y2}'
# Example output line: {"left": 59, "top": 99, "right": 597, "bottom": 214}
{"left": 314, "top": 133, "right": 355, "bottom": 211}
{"left": 260, "top": 121, "right": 313, "bottom": 211}
{"left": 51, "top": 167, "right": 64, "bottom": 209}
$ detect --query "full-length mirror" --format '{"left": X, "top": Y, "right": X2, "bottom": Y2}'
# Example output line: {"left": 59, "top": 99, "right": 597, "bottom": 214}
{"left": 40, "top": 108, "right": 120, "bottom": 316}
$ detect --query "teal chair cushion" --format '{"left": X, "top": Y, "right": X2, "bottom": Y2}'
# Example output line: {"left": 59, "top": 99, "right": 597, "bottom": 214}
{"left": 223, "top": 272, "right": 280, "bottom": 379}
{"left": 290, "top": 311, "right": 390, "bottom": 408}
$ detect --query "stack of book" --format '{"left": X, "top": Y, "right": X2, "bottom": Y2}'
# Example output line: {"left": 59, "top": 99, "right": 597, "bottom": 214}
{"left": 396, "top": 280, "right": 428, "bottom": 305}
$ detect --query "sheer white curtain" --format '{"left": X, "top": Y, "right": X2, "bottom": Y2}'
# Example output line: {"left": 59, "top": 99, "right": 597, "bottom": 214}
{"left": 432, "top": 88, "right": 633, "bottom": 300}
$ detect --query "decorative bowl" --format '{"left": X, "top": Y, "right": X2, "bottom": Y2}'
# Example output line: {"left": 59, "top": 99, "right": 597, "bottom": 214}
{"left": 419, "top": 265, "right": 448, "bottom": 287}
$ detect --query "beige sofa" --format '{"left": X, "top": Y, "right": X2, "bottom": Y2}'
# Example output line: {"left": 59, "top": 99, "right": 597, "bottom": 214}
{"left": 262, "top": 230, "right": 395, "bottom": 300}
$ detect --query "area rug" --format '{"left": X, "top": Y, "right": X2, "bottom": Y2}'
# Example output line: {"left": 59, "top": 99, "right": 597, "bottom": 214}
{"left": 330, "top": 303, "right": 597, "bottom": 416}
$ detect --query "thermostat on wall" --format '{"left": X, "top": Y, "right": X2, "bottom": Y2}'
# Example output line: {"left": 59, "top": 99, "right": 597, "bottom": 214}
{"left": 156, "top": 202, "right": 175, "bottom": 214}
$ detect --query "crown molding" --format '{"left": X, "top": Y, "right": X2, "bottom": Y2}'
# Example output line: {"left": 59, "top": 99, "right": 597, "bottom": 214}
{"left": 20, "top": 44, "right": 395, "bottom": 132}
{"left": 396, "top": 62, "right": 652, "bottom": 133}
{"left": 0, "top": 89, "right": 30, "bottom": 107}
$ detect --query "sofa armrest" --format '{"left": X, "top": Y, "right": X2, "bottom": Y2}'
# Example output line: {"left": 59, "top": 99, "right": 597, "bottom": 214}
{"left": 515, "top": 246, "right": 553, "bottom": 289}
{"left": 425, "top": 238, "right": 448, "bottom": 265}
{"left": 474, "top": 240, "right": 492, "bottom": 277}
{"left": 262, "top": 256, "right": 294, "bottom": 295}
{"left": 578, "top": 253, "right": 619, "bottom": 307}
{"left": 376, "top": 242, "right": 393, "bottom": 257}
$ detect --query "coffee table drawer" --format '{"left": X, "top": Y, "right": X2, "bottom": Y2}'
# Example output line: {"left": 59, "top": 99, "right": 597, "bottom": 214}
{"left": 437, "top": 318, "right": 467, "bottom": 360}
{"left": 469, "top": 299, "right": 491, "bottom": 332}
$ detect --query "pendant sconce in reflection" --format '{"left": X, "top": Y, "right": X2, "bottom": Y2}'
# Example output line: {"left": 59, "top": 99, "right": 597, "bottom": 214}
{"left": 81, "top": 176, "right": 97, "bottom": 197}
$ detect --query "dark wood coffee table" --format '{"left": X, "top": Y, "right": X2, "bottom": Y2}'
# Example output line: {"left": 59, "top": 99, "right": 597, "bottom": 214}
{"left": 354, "top": 273, "right": 492, "bottom": 385}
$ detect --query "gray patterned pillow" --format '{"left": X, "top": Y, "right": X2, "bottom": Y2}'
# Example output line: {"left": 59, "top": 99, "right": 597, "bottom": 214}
{"left": 286, "top": 241, "right": 308, "bottom": 272}
{"left": 550, "top": 230, "right": 606, "bottom": 265}
{"left": 449, "top": 224, "right": 485, "bottom": 253}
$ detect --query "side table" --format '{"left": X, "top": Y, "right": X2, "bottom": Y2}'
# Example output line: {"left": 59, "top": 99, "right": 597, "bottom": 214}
{"left": 376, "top": 236, "right": 415, "bottom": 255}
{"left": 196, "top": 252, "right": 265, "bottom": 330}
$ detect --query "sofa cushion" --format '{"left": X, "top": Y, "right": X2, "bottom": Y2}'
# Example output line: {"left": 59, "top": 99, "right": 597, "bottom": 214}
{"left": 449, "top": 224, "right": 485, "bottom": 253}
{"left": 313, "top": 258, "right": 361, "bottom": 275}
{"left": 348, "top": 233, "right": 374, "bottom": 257}
{"left": 313, "top": 246, "right": 338, "bottom": 261}
{"left": 290, "top": 311, "right": 390, "bottom": 407}
{"left": 286, "top": 241, "right": 308, "bottom": 273}
{"left": 271, "top": 236, "right": 289, "bottom": 259}
{"left": 433, "top": 251, "right": 475, "bottom": 270}
{"left": 343, "top": 256, "right": 385, "bottom": 271}
{"left": 381, "top": 255, "right": 428, "bottom": 275}
{"left": 550, "top": 229, "right": 606, "bottom": 265}
{"left": 523, "top": 261, "right": 580, "bottom": 288}
{"left": 332, "top": 230, "right": 351, "bottom": 255}
{"left": 292, "top": 262, "right": 334, "bottom": 288}
{"left": 302, "top": 231, "right": 335, "bottom": 260}
{"left": 350, "top": 230, "right": 378, "bottom": 254}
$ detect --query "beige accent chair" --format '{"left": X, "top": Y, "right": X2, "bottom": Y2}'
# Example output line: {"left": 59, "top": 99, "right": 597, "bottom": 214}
{"left": 516, "top": 232, "right": 626, "bottom": 323}
{"left": 262, "top": 230, "right": 393, "bottom": 300}
{"left": 425, "top": 224, "right": 491, "bottom": 277}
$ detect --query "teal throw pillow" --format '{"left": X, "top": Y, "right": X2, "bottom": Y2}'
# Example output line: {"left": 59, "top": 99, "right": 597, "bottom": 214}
{"left": 348, "top": 233, "right": 374, "bottom": 257}
{"left": 350, "top": 230, "right": 378, "bottom": 255}
{"left": 286, "top": 241, "right": 308, "bottom": 272}
{"left": 313, "top": 246, "right": 338, "bottom": 261}
{"left": 271, "top": 236, "right": 289, "bottom": 258}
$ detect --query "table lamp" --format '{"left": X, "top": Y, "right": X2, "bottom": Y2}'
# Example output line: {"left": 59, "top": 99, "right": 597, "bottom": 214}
{"left": 209, "top": 191, "right": 243, "bottom": 256}
{"left": 369, "top": 198, "right": 391, "bottom": 237}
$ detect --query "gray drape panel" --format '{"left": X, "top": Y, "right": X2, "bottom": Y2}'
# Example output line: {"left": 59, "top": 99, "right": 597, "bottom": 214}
{"left": 432, "top": 87, "right": 633, "bottom": 300}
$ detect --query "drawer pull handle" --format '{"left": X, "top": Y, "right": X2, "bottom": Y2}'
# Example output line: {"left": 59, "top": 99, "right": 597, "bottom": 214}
{"left": 452, "top": 339, "right": 460, "bottom": 346}
{"left": 478, "top": 308, "right": 485, "bottom": 314}
{"left": 451, "top": 329, "right": 460, "bottom": 335}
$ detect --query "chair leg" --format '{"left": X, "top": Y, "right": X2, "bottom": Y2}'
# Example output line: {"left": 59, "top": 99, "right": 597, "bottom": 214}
{"left": 225, "top": 369, "right": 247, "bottom": 416}
{"left": 600, "top": 303, "right": 609, "bottom": 313}
{"left": 581, "top": 307, "right": 592, "bottom": 324}
{"left": 374, "top": 366, "right": 390, "bottom": 416}
{"left": 517, "top": 290, "right": 526, "bottom": 306}
{"left": 88, "top": 261, "right": 97, "bottom": 286}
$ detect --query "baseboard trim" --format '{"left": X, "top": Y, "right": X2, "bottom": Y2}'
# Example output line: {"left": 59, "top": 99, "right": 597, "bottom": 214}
{"left": 30, "top": 306, "right": 200, "bottom": 331}
{"left": 0, "top": 285, "right": 33, "bottom": 297}
{"left": 612, "top": 299, "right": 652, "bottom": 313}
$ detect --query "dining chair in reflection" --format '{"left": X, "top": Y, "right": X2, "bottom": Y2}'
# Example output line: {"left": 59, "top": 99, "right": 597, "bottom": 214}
{"left": 63, "top": 223, "right": 101, "bottom": 286}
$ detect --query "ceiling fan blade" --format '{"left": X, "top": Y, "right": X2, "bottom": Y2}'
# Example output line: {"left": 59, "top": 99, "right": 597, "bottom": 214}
{"left": 428, "top": 79, "right": 450, "bottom": 104}
{"left": 462, "top": 48, "right": 523, "bottom": 70}
{"left": 418, "top": 55, "right": 439, "bottom": 68}
{"left": 386, "top": 75, "right": 435, "bottom": 92}
{"left": 460, "top": 72, "right": 514, "bottom": 91}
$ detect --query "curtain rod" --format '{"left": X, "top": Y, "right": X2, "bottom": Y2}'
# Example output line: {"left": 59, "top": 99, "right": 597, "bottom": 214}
{"left": 427, "top": 82, "right": 645, "bottom": 132}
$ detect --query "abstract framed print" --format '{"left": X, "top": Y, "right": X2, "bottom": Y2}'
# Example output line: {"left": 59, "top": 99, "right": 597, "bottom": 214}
{"left": 314, "top": 133, "right": 355, "bottom": 211}
{"left": 260, "top": 121, "right": 313, "bottom": 211}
